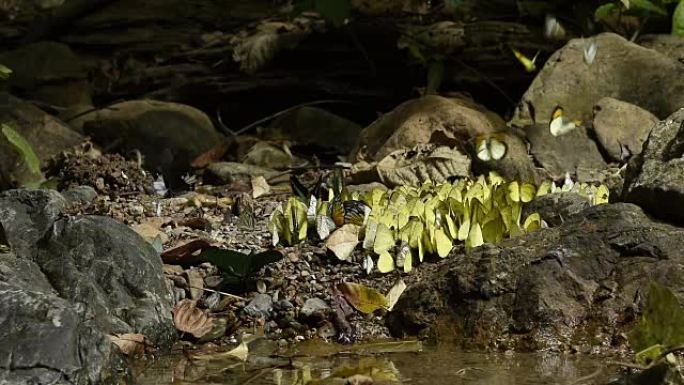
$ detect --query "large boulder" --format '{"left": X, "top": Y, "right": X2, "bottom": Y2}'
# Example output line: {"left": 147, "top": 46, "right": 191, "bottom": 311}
{"left": 592, "top": 97, "right": 658, "bottom": 162}
{"left": 388, "top": 203, "right": 684, "bottom": 352}
{"left": 75, "top": 100, "right": 224, "bottom": 186}
{"left": 0, "top": 93, "right": 84, "bottom": 189}
{"left": 349, "top": 95, "right": 505, "bottom": 162}
{"left": 511, "top": 33, "right": 684, "bottom": 128}
{"left": 624, "top": 109, "right": 684, "bottom": 224}
{"left": 526, "top": 124, "right": 607, "bottom": 179}
{"left": 0, "top": 189, "right": 175, "bottom": 384}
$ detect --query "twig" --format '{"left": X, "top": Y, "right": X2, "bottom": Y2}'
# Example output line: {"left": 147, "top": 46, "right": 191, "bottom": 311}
{"left": 188, "top": 285, "right": 246, "bottom": 301}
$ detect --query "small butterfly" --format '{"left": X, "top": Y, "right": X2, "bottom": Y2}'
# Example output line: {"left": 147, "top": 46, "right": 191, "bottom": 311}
{"left": 584, "top": 40, "right": 597, "bottom": 65}
{"left": 476, "top": 135, "right": 507, "bottom": 161}
{"left": 544, "top": 14, "right": 566, "bottom": 41}
{"left": 330, "top": 199, "right": 370, "bottom": 227}
{"left": 511, "top": 47, "right": 540, "bottom": 72}
{"left": 549, "top": 107, "right": 580, "bottom": 137}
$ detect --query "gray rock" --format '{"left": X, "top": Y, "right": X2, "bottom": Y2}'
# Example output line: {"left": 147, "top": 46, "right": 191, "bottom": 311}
{"left": 204, "top": 162, "right": 278, "bottom": 185}
{"left": 512, "top": 33, "right": 684, "bottom": 128}
{"left": 624, "top": 109, "right": 684, "bottom": 224}
{"left": 300, "top": 298, "right": 329, "bottom": 318}
{"left": 244, "top": 293, "right": 273, "bottom": 318}
{"left": 0, "top": 189, "right": 175, "bottom": 384}
{"left": 592, "top": 97, "right": 658, "bottom": 162}
{"left": 388, "top": 203, "right": 684, "bottom": 352}
{"left": 0, "top": 93, "right": 84, "bottom": 189}
{"left": 61, "top": 185, "right": 98, "bottom": 206}
{"left": 522, "top": 192, "right": 591, "bottom": 227}
{"left": 526, "top": 124, "right": 607, "bottom": 179}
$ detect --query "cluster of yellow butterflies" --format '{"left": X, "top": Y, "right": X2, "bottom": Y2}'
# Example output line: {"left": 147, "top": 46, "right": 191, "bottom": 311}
{"left": 268, "top": 172, "right": 610, "bottom": 274}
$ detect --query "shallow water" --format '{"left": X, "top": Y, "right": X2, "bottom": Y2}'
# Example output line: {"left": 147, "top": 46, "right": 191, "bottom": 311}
{"left": 134, "top": 343, "right": 621, "bottom": 385}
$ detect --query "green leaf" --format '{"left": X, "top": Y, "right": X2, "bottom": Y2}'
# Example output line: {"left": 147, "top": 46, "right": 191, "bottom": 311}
{"left": 628, "top": 282, "right": 684, "bottom": 354}
{"left": 595, "top": 3, "right": 620, "bottom": 21}
{"left": 631, "top": 0, "right": 667, "bottom": 15}
{"left": 1, "top": 124, "right": 43, "bottom": 187}
{"left": 198, "top": 247, "right": 283, "bottom": 283}
{"left": 673, "top": 0, "right": 684, "bottom": 36}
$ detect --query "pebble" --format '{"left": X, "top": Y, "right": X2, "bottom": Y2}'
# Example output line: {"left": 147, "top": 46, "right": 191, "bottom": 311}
{"left": 243, "top": 294, "right": 273, "bottom": 318}
{"left": 300, "top": 298, "right": 329, "bottom": 318}
{"left": 204, "top": 275, "right": 223, "bottom": 288}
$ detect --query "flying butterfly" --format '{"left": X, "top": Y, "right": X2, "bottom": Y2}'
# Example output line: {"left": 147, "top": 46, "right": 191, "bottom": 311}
{"left": 544, "top": 14, "right": 566, "bottom": 41}
{"left": 549, "top": 107, "right": 579, "bottom": 136}
{"left": 511, "top": 47, "right": 540, "bottom": 73}
{"left": 476, "top": 135, "right": 507, "bottom": 161}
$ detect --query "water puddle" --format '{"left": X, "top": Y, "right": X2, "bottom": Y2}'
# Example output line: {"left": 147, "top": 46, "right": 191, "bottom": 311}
{"left": 134, "top": 340, "right": 621, "bottom": 385}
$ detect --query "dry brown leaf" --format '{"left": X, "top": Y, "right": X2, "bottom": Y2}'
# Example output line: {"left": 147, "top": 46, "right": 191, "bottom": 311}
{"left": 325, "top": 224, "right": 360, "bottom": 261}
{"left": 386, "top": 278, "right": 406, "bottom": 311}
{"left": 172, "top": 299, "right": 215, "bottom": 338}
{"left": 251, "top": 175, "right": 271, "bottom": 199}
{"left": 108, "top": 333, "right": 145, "bottom": 356}
{"left": 191, "top": 141, "right": 230, "bottom": 168}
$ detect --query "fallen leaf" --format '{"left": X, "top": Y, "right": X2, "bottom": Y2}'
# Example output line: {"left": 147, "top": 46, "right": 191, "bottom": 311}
{"left": 108, "top": 333, "right": 145, "bottom": 356}
{"left": 185, "top": 269, "right": 204, "bottom": 300}
{"left": 251, "top": 175, "right": 271, "bottom": 198}
{"left": 191, "top": 141, "right": 230, "bottom": 168}
{"left": 338, "top": 282, "right": 389, "bottom": 314}
{"left": 172, "top": 299, "right": 215, "bottom": 338}
{"left": 190, "top": 340, "right": 249, "bottom": 362}
{"left": 386, "top": 279, "right": 407, "bottom": 311}
{"left": 325, "top": 224, "right": 360, "bottom": 261}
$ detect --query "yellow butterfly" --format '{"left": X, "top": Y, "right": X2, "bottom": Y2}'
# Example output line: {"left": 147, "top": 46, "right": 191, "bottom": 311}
{"left": 511, "top": 47, "right": 540, "bottom": 72}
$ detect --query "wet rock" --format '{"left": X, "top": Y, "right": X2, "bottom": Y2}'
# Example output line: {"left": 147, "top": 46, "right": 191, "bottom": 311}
{"left": 350, "top": 95, "right": 503, "bottom": 162}
{"left": 267, "top": 106, "right": 363, "bottom": 153}
{"left": 592, "top": 97, "right": 658, "bottom": 162}
{"left": 0, "top": 93, "right": 84, "bottom": 189}
{"left": 0, "top": 42, "right": 92, "bottom": 107}
{"left": 388, "top": 203, "right": 684, "bottom": 352}
{"left": 624, "top": 109, "right": 684, "bottom": 224}
{"left": 244, "top": 293, "right": 273, "bottom": 318}
{"left": 76, "top": 100, "right": 223, "bottom": 186}
{"left": 512, "top": 33, "right": 684, "bottom": 127}
{"left": 526, "top": 124, "right": 607, "bottom": 179}
{"left": 0, "top": 189, "right": 175, "bottom": 384}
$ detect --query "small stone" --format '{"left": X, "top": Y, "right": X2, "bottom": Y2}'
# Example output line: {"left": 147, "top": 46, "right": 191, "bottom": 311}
{"left": 287, "top": 252, "right": 299, "bottom": 263}
{"left": 300, "top": 270, "right": 310, "bottom": 277}
{"left": 163, "top": 264, "right": 184, "bottom": 275}
{"left": 129, "top": 204, "right": 144, "bottom": 216}
{"left": 301, "top": 298, "right": 329, "bottom": 318}
{"left": 243, "top": 294, "right": 273, "bottom": 318}
{"left": 204, "top": 275, "right": 223, "bottom": 288}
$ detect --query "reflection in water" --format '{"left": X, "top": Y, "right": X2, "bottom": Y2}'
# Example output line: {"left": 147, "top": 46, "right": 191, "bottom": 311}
{"left": 133, "top": 345, "right": 620, "bottom": 385}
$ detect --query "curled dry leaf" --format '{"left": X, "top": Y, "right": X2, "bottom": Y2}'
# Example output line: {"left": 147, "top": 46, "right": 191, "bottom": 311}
{"left": 172, "top": 299, "right": 215, "bottom": 338}
{"left": 325, "top": 224, "right": 360, "bottom": 261}
{"left": 251, "top": 175, "right": 271, "bottom": 199}
{"left": 189, "top": 340, "right": 249, "bottom": 362}
{"left": 108, "top": 333, "right": 145, "bottom": 356}
{"left": 338, "top": 282, "right": 389, "bottom": 314}
{"left": 160, "top": 239, "right": 215, "bottom": 265}
{"left": 386, "top": 279, "right": 407, "bottom": 311}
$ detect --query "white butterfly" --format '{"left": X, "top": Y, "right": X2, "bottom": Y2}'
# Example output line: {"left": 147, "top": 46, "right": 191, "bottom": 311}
{"left": 584, "top": 40, "right": 597, "bottom": 65}
{"left": 476, "top": 136, "right": 507, "bottom": 161}
{"left": 544, "top": 14, "right": 566, "bottom": 40}
{"left": 549, "top": 107, "right": 577, "bottom": 136}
